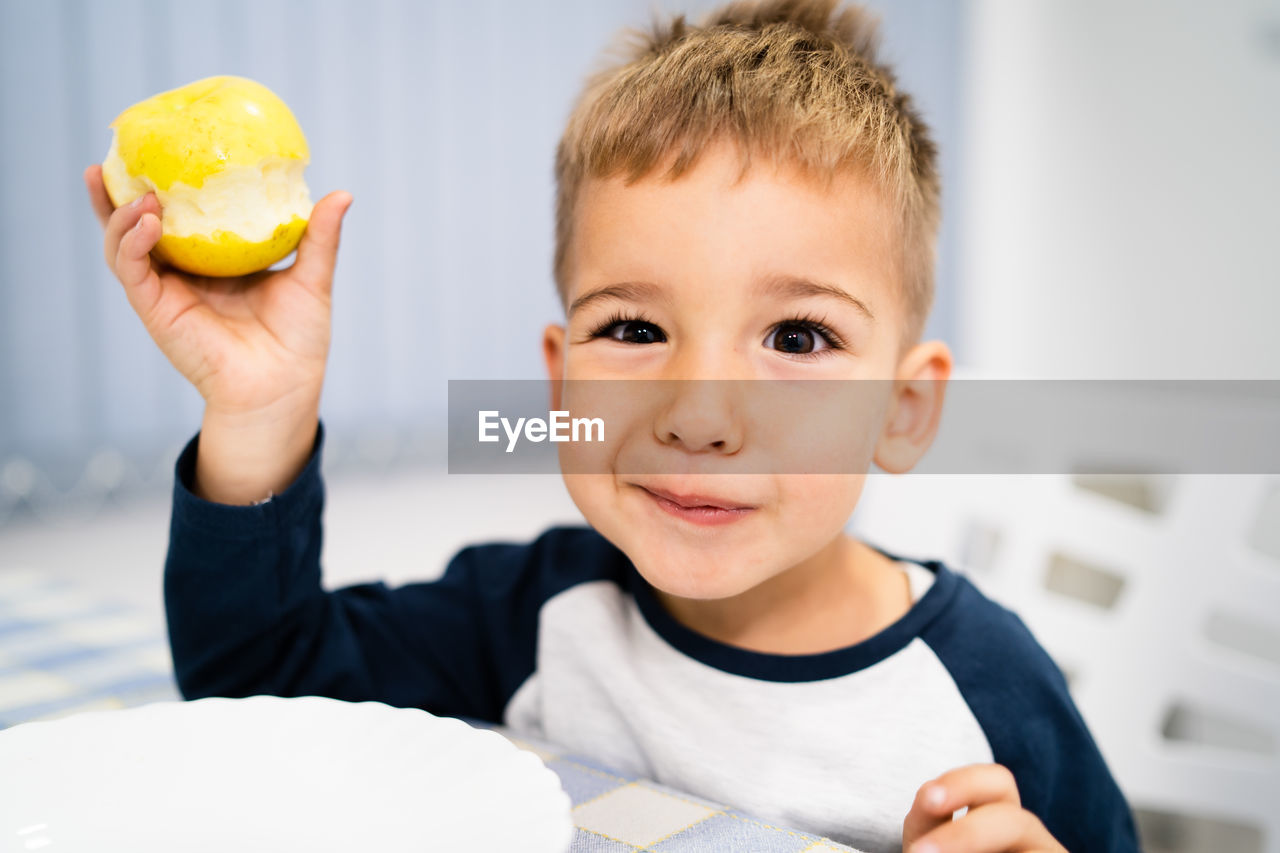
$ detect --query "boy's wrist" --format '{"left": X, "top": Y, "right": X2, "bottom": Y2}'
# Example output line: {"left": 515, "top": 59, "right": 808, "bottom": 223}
{"left": 194, "top": 402, "right": 321, "bottom": 506}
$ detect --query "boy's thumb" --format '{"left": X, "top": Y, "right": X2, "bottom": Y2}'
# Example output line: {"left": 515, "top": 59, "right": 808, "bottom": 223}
{"left": 292, "top": 190, "right": 353, "bottom": 292}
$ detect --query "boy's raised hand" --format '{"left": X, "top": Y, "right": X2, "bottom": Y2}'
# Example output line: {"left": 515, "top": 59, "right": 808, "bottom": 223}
{"left": 903, "top": 764, "right": 1067, "bottom": 853}
{"left": 85, "top": 164, "right": 353, "bottom": 504}
{"left": 85, "top": 164, "right": 351, "bottom": 417}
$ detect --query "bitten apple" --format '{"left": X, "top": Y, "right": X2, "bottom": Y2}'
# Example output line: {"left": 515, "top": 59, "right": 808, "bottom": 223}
{"left": 101, "top": 75, "right": 314, "bottom": 277}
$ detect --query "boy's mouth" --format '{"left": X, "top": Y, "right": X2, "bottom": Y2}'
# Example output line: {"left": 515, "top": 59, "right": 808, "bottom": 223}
{"left": 633, "top": 484, "right": 756, "bottom": 527}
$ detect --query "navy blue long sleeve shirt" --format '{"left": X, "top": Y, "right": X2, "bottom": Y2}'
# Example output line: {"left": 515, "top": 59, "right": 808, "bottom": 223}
{"left": 164, "top": 423, "right": 1139, "bottom": 852}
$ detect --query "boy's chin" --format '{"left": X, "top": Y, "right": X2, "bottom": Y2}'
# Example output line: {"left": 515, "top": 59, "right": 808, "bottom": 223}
{"left": 629, "top": 554, "right": 771, "bottom": 602}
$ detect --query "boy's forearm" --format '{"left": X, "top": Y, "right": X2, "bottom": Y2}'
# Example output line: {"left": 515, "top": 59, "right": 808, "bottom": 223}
{"left": 194, "top": 398, "right": 321, "bottom": 505}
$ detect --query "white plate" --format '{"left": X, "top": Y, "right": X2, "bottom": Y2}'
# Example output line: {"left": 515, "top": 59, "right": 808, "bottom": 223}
{"left": 0, "top": 695, "right": 572, "bottom": 852}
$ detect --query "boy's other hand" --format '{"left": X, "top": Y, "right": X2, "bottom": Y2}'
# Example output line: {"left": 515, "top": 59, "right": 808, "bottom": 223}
{"left": 902, "top": 764, "right": 1067, "bottom": 853}
{"left": 84, "top": 164, "right": 352, "bottom": 420}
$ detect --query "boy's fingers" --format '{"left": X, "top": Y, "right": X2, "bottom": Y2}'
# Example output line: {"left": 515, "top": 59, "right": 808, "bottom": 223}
{"left": 84, "top": 164, "right": 115, "bottom": 228}
{"left": 291, "top": 190, "right": 352, "bottom": 295}
{"left": 903, "top": 764, "right": 1021, "bottom": 846}
{"left": 924, "top": 764, "right": 1021, "bottom": 814}
{"left": 103, "top": 193, "right": 159, "bottom": 273}
{"left": 909, "top": 802, "right": 1062, "bottom": 853}
{"left": 114, "top": 212, "right": 163, "bottom": 314}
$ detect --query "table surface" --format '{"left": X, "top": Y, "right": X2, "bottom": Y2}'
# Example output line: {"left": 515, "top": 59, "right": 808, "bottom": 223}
{"left": 0, "top": 566, "right": 861, "bottom": 852}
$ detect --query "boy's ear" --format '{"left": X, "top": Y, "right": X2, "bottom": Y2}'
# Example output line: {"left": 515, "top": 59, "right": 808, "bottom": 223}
{"left": 543, "top": 324, "right": 566, "bottom": 409}
{"left": 873, "top": 340, "right": 952, "bottom": 474}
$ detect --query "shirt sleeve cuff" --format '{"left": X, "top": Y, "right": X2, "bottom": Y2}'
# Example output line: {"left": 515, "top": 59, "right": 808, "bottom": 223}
{"left": 171, "top": 421, "right": 326, "bottom": 540}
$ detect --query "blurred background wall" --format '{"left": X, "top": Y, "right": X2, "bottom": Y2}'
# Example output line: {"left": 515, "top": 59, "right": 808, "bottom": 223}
{"left": 1, "top": 1, "right": 1278, "bottom": 851}
{"left": 959, "top": 0, "right": 1280, "bottom": 380}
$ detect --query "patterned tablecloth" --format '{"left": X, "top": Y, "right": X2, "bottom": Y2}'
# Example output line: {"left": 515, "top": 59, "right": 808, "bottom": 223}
{"left": 0, "top": 567, "right": 861, "bottom": 852}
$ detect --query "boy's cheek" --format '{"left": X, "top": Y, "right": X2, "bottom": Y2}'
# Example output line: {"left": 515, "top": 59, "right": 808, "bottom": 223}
{"left": 559, "top": 474, "right": 614, "bottom": 534}
{"left": 775, "top": 474, "right": 867, "bottom": 552}
{"left": 778, "top": 475, "right": 865, "bottom": 519}
{"left": 554, "top": 384, "right": 640, "bottom": 476}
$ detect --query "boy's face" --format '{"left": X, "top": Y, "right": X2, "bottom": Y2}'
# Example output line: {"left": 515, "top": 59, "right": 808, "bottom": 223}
{"left": 544, "top": 140, "right": 948, "bottom": 600}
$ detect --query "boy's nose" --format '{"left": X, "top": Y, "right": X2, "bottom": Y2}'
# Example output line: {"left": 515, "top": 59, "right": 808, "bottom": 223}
{"left": 652, "top": 380, "right": 744, "bottom": 455}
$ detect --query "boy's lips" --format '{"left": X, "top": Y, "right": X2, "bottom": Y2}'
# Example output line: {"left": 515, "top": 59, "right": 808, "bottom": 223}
{"left": 633, "top": 484, "right": 756, "bottom": 526}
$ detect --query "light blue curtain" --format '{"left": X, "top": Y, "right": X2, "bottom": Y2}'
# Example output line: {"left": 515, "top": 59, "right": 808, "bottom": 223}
{"left": 0, "top": 0, "right": 963, "bottom": 524}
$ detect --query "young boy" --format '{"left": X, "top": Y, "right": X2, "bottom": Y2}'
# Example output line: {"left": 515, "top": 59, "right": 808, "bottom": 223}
{"left": 85, "top": 1, "right": 1138, "bottom": 850}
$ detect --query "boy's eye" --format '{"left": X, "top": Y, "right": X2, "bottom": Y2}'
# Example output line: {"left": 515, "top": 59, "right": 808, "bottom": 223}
{"left": 597, "top": 319, "right": 668, "bottom": 345}
{"left": 765, "top": 322, "right": 832, "bottom": 355}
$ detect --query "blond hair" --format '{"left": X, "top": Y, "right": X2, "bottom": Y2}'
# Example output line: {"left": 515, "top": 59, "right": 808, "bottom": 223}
{"left": 553, "top": 0, "right": 940, "bottom": 342}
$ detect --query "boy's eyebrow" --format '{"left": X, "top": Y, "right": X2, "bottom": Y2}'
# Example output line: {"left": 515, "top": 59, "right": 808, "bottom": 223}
{"left": 569, "top": 276, "right": 875, "bottom": 321}
{"left": 568, "top": 281, "right": 666, "bottom": 317}
{"left": 758, "top": 275, "right": 876, "bottom": 322}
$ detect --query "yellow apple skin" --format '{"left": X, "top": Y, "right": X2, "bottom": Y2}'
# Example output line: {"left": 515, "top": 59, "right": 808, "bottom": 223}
{"left": 150, "top": 216, "right": 310, "bottom": 278}
{"left": 102, "top": 75, "right": 314, "bottom": 277}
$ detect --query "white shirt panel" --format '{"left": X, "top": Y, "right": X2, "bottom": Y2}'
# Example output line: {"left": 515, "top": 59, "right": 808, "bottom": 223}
{"left": 505, "top": 580, "right": 992, "bottom": 852}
